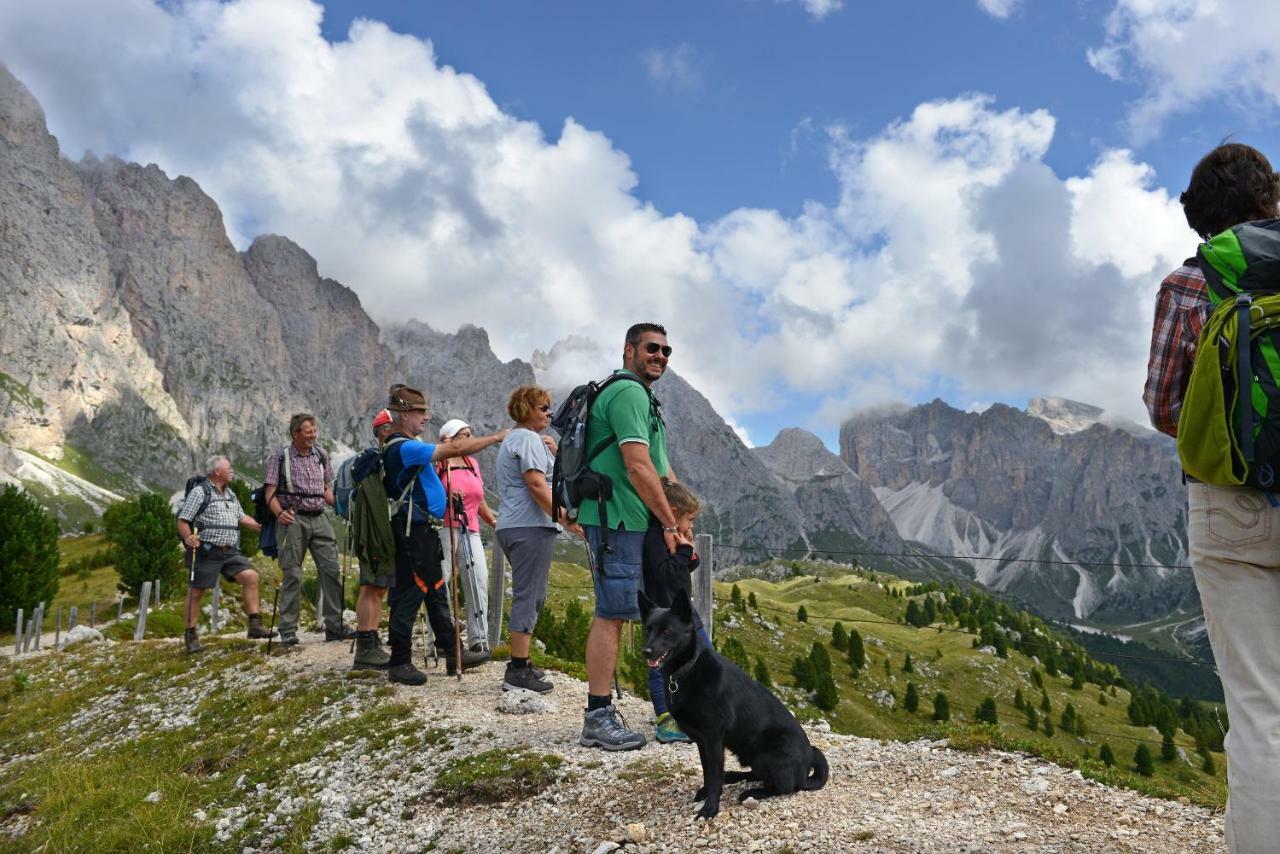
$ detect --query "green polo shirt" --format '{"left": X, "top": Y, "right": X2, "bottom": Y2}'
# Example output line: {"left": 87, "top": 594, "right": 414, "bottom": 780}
{"left": 576, "top": 370, "right": 668, "bottom": 531}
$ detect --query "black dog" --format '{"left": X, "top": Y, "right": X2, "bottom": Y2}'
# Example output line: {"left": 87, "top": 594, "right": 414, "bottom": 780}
{"left": 640, "top": 589, "right": 828, "bottom": 819}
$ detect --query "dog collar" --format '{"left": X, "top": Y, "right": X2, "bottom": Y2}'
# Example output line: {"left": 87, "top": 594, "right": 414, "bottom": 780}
{"left": 666, "top": 645, "right": 702, "bottom": 695}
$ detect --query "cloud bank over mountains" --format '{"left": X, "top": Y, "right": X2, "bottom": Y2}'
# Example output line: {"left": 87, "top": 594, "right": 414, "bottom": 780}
{"left": 0, "top": 0, "right": 1219, "bottom": 433}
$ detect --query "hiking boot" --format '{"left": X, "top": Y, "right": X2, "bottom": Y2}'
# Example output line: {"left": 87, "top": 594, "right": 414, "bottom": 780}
{"left": 277, "top": 633, "right": 299, "bottom": 648}
{"left": 352, "top": 631, "right": 391, "bottom": 670}
{"left": 324, "top": 625, "right": 356, "bottom": 642}
{"left": 246, "top": 614, "right": 277, "bottom": 640}
{"left": 503, "top": 662, "right": 553, "bottom": 694}
{"left": 388, "top": 662, "right": 427, "bottom": 686}
{"left": 655, "top": 712, "right": 691, "bottom": 744}
{"left": 443, "top": 646, "right": 491, "bottom": 676}
{"left": 580, "top": 705, "right": 647, "bottom": 751}
{"left": 183, "top": 628, "right": 204, "bottom": 655}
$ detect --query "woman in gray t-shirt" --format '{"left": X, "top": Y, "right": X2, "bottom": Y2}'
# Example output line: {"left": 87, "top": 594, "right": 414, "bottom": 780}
{"left": 496, "top": 385, "right": 559, "bottom": 693}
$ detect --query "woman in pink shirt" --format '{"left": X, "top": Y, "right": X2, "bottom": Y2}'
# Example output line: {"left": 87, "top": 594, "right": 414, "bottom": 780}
{"left": 436, "top": 419, "right": 498, "bottom": 655}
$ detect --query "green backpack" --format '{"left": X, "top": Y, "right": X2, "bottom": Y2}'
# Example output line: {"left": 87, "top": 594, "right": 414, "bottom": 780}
{"left": 349, "top": 438, "right": 416, "bottom": 573}
{"left": 1178, "top": 219, "right": 1280, "bottom": 487}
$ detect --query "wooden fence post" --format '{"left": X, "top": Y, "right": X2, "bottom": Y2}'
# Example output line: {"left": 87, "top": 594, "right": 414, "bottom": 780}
{"left": 13, "top": 609, "right": 22, "bottom": 655}
{"left": 32, "top": 604, "right": 44, "bottom": 652}
{"left": 134, "top": 582, "right": 151, "bottom": 641}
{"left": 68, "top": 605, "right": 78, "bottom": 633}
{"left": 152, "top": 579, "right": 161, "bottom": 609}
{"left": 694, "top": 533, "right": 715, "bottom": 643}
{"left": 54, "top": 606, "right": 62, "bottom": 648}
{"left": 487, "top": 542, "right": 506, "bottom": 650}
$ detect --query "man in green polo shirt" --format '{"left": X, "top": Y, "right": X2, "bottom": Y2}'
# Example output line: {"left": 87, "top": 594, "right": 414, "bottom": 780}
{"left": 578, "top": 322, "right": 681, "bottom": 751}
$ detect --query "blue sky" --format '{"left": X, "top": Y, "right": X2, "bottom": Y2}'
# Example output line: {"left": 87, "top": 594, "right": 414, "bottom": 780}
{"left": 3, "top": 0, "right": 1278, "bottom": 448}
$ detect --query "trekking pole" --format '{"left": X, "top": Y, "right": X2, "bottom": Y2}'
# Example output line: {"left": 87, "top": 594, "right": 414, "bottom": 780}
{"left": 455, "top": 503, "right": 482, "bottom": 646}
{"left": 584, "top": 540, "right": 623, "bottom": 701}
{"left": 445, "top": 469, "right": 463, "bottom": 682}
{"left": 266, "top": 562, "right": 281, "bottom": 654}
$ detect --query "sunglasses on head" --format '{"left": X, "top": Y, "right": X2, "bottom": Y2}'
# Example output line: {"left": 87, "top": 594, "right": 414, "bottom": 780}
{"left": 642, "top": 341, "right": 673, "bottom": 358}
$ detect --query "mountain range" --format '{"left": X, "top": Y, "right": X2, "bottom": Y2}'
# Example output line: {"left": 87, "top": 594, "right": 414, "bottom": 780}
{"left": 0, "top": 65, "right": 1195, "bottom": 635}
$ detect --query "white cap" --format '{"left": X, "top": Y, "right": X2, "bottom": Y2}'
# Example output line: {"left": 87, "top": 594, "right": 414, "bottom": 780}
{"left": 440, "top": 418, "right": 471, "bottom": 439}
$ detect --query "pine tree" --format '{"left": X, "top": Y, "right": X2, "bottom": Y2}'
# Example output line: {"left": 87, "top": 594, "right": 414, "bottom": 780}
{"left": 792, "top": 656, "right": 815, "bottom": 691}
{"left": 748, "top": 591, "right": 758, "bottom": 610}
{"left": 1040, "top": 691, "right": 1052, "bottom": 714}
{"left": 814, "top": 672, "right": 839, "bottom": 711}
{"left": 753, "top": 656, "right": 772, "bottom": 688}
{"left": 1013, "top": 688, "right": 1025, "bottom": 711}
{"left": 731, "top": 584, "right": 743, "bottom": 608}
{"left": 1025, "top": 705, "right": 1039, "bottom": 731}
{"left": 1030, "top": 668, "right": 1043, "bottom": 689}
{"left": 1161, "top": 730, "right": 1177, "bottom": 762}
{"left": 831, "top": 621, "right": 848, "bottom": 652}
{"left": 103, "top": 492, "right": 183, "bottom": 598}
{"left": 902, "top": 652, "right": 914, "bottom": 673}
{"left": 905, "top": 599, "right": 925, "bottom": 627}
{"left": 1071, "top": 671, "right": 1084, "bottom": 691}
{"left": 1060, "top": 703, "right": 1076, "bottom": 733}
{"left": 797, "top": 604, "right": 808, "bottom": 623}
{"left": 975, "top": 696, "right": 998, "bottom": 725}
{"left": 0, "top": 485, "right": 61, "bottom": 630}
{"left": 1201, "top": 750, "right": 1216, "bottom": 775}
{"left": 932, "top": 692, "right": 951, "bottom": 722}
{"left": 1042, "top": 716, "right": 1055, "bottom": 737}
{"left": 848, "top": 629, "right": 865, "bottom": 672}
{"left": 905, "top": 682, "right": 919, "bottom": 713}
{"left": 1099, "top": 743, "right": 1116, "bottom": 767}
{"left": 809, "top": 641, "right": 833, "bottom": 680}
{"left": 1098, "top": 691, "right": 1108, "bottom": 707}
{"left": 1134, "top": 744, "right": 1155, "bottom": 777}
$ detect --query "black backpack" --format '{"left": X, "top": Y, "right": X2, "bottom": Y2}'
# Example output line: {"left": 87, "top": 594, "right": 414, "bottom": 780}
{"left": 550, "top": 373, "right": 654, "bottom": 537}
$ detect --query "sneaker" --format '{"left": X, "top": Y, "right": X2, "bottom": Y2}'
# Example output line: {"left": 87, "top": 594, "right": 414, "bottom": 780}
{"left": 324, "top": 625, "right": 356, "bottom": 642}
{"left": 352, "top": 631, "right": 391, "bottom": 670}
{"left": 246, "top": 615, "right": 277, "bottom": 640}
{"left": 183, "top": 628, "right": 204, "bottom": 655}
{"left": 388, "top": 662, "right": 427, "bottom": 686}
{"left": 655, "top": 712, "right": 691, "bottom": 744}
{"left": 503, "top": 663, "right": 553, "bottom": 694}
{"left": 580, "top": 705, "right": 647, "bottom": 751}
{"left": 277, "top": 634, "right": 300, "bottom": 648}
{"left": 440, "top": 646, "right": 490, "bottom": 676}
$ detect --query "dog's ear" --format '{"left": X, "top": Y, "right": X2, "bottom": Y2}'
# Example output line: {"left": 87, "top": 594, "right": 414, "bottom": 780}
{"left": 672, "top": 587, "right": 694, "bottom": 620}
{"left": 638, "top": 590, "right": 655, "bottom": 623}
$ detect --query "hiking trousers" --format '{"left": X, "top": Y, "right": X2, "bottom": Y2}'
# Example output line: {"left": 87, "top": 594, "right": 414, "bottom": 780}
{"left": 1188, "top": 482, "right": 1280, "bottom": 854}
{"left": 388, "top": 523, "right": 456, "bottom": 668}
{"left": 277, "top": 511, "right": 344, "bottom": 636}
{"left": 438, "top": 527, "right": 489, "bottom": 650}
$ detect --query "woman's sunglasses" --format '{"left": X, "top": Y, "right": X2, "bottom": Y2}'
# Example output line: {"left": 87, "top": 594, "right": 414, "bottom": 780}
{"left": 642, "top": 341, "right": 673, "bottom": 358}
{"left": 538, "top": 404, "right": 553, "bottom": 413}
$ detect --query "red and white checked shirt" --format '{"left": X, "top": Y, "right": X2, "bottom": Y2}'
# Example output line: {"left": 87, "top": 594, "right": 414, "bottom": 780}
{"left": 1143, "top": 260, "right": 1210, "bottom": 437}
{"left": 264, "top": 444, "right": 333, "bottom": 512}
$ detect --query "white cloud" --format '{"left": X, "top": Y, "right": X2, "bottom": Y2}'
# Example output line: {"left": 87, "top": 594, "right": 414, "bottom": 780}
{"left": 0, "top": 0, "right": 1198, "bottom": 437}
{"left": 778, "top": 0, "right": 843, "bottom": 21}
{"left": 977, "top": 0, "right": 1023, "bottom": 19}
{"left": 1088, "top": 0, "right": 1280, "bottom": 138}
{"left": 641, "top": 43, "right": 702, "bottom": 91}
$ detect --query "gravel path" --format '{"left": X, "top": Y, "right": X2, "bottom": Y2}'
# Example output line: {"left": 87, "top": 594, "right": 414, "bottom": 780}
{"left": 260, "top": 637, "right": 1226, "bottom": 853}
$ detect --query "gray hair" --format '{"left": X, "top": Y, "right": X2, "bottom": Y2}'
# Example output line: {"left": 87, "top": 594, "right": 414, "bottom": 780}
{"left": 206, "top": 455, "right": 230, "bottom": 476}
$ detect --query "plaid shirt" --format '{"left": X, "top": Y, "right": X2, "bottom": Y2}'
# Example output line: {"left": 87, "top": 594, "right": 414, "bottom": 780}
{"left": 264, "top": 444, "right": 333, "bottom": 512}
{"left": 177, "top": 483, "right": 244, "bottom": 547}
{"left": 1143, "top": 260, "right": 1209, "bottom": 437}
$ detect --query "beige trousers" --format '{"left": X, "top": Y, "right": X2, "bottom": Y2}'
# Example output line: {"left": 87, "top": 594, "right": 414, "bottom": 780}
{"left": 1188, "top": 482, "right": 1280, "bottom": 853}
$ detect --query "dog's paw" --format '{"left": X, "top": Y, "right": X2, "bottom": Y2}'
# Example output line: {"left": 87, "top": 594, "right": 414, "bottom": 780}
{"left": 696, "top": 802, "right": 720, "bottom": 820}
{"left": 693, "top": 786, "right": 706, "bottom": 802}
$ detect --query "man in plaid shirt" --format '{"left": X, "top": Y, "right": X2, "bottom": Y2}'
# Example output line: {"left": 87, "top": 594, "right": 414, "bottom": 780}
{"left": 177, "top": 455, "right": 274, "bottom": 654}
{"left": 263, "top": 413, "right": 349, "bottom": 646}
{"left": 1145, "top": 142, "right": 1280, "bottom": 852}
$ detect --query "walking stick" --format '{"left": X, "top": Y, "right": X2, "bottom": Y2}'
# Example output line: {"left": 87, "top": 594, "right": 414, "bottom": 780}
{"left": 266, "top": 526, "right": 281, "bottom": 654}
{"left": 445, "top": 467, "right": 463, "bottom": 681}
{"left": 583, "top": 540, "right": 623, "bottom": 700}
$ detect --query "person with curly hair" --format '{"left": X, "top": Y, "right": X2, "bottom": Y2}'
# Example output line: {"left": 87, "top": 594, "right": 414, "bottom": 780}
{"left": 1144, "top": 141, "right": 1280, "bottom": 852}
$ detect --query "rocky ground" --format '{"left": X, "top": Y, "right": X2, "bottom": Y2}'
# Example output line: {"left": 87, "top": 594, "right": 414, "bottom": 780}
{"left": 227, "top": 637, "right": 1226, "bottom": 853}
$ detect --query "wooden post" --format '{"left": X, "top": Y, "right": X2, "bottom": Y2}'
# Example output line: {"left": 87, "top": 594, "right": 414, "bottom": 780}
{"left": 13, "top": 609, "right": 22, "bottom": 655}
{"left": 210, "top": 585, "right": 221, "bottom": 634}
{"left": 117, "top": 594, "right": 124, "bottom": 622}
{"left": 487, "top": 542, "right": 506, "bottom": 650}
{"left": 90, "top": 600, "right": 96, "bottom": 629}
{"left": 68, "top": 605, "right": 78, "bottom": 633}
{"left": 21, "top": 617, "right": 32, "bottom": 654}
{"left": 32, "top": 604, "right": 43, "bottom": 651}
{"left": 135, "top": 582, "right": 151, "bottom": 641}
{"left": 694, "top": 533, "right": 715, "bottom": 643}
{"left": 54, "top": 606, "right": 62, "bottom": 648}
{"left": 152, "top": 579, "right": 161, "bottom": 609}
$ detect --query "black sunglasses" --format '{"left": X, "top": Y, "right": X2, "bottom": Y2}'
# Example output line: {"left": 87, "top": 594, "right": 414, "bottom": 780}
{"left": 642, "top": 341, "right": 673, "bottom": 358}
{"left": 538, "top": 404, "right": 553, "bottom": 413}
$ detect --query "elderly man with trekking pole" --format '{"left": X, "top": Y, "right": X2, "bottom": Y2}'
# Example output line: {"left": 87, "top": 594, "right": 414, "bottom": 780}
{"left": 379, "top": 386, "right": 509, "bottom": 685}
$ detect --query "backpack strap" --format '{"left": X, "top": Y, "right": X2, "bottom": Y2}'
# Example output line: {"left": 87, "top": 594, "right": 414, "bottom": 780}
{"left": 192, "top": 481, "right": 239, "bottom": 532}
{"left": 382, "top": 436, "right": 425, "bottom": 535}
{"left": 275, "top": 445, "right": 328, "bottom": 500}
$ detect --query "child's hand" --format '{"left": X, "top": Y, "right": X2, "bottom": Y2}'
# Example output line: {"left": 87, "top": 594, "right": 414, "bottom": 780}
{"left": 674, "top": 528, "right": 695, "bottom": 548}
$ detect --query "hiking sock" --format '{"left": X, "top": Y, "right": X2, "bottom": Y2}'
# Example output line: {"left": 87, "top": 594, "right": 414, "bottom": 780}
{"left": 587, "top": 693, "right": 611, "bottom": 712}
{"left": 509, "top": 656, "right": 530, "bottom": 670}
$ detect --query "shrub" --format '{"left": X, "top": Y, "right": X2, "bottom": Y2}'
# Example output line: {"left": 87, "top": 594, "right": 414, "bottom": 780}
{"left": 813, "top": 672, "right": 839, "bottom": 711}
{"left": 753, "top": 656, "right": 772, "bottom": 688}
{"left": 1099, "top": 742, "right": 1116, "bottom": 767}
{"left": 720, "top": 636, "right": 750, "bottom": 672}
{"left": 1201, "top": 750, "right": 1216, "bottom": 775}
{"left": 0, "top": 485, "right": 60, "bottom": 630}
{"left": 730, "top": 584, "right": 742, "bottom": 608}
{"left": 830, "top": 621, "right": 847, "bottom": 651}
{"left": 747, "top": 591, "right": 758, "bottom": 610}
{"left": 796, "top": 605, "right": 808, "bottom": 623}
{"left": 902, "top": 652, "right": 913, "bottom": 673}
{"left": 1025, "top": 705, "right": 1039, "bottom": 731}
{"left": 1161, "top": 730, "right": 1176, "bottom": 762}
{"left": 103, "top": 492, "right": 183, "bottom": 598}
{"left": 932, "top": 692, "right": 951, "bottom": 722}
{"left": 1013, "top": 688, "right": 1025, "bottom": 710}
